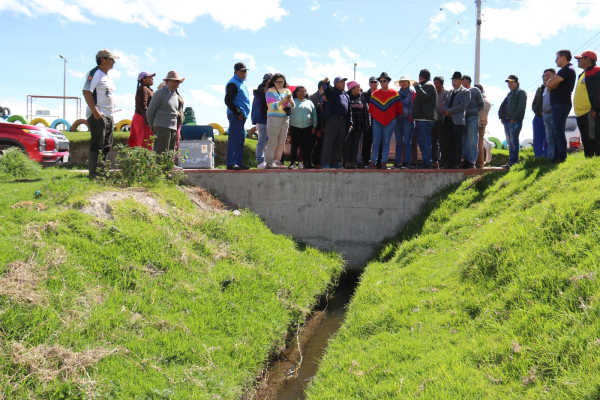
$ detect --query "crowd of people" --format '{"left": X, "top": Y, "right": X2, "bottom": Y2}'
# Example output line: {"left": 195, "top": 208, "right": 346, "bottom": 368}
{"left": 80, "top": 47, "right": 600, "bottom": 178}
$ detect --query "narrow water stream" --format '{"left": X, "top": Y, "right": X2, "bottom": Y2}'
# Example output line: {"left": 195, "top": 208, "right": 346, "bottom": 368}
{"left": 254, "top": 273, "right": 359, "bottom": 400}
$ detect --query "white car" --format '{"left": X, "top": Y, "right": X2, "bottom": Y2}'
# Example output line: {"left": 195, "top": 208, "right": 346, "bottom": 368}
{"left": 565, "top": 115, "right": 582, "bottom": 152}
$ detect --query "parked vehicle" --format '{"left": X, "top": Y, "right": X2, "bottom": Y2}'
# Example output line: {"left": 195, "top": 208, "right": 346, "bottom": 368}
{"left": 565, "top": 115, "right": 582, "bottom": 153}
{"left": 0, "top": 122, "right": 70, "bottom": 165}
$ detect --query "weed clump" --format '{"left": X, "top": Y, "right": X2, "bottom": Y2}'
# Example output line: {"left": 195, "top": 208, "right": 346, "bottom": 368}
{"left": 98, "top": 143, "right": 185, "bottom": 187}
{"left": 0, "top": 147, "right": 41, "bottom": 180}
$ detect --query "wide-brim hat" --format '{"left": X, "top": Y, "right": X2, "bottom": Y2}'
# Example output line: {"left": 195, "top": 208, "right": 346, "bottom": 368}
{"left": 394, "top": 75, "right": 415, "bottom": 86}
{"left": 163, "top": 71, "right": 185, "bottom": 82}
{"left": 451, "top": 71, "right": 463, "bottom": 80}
{"left": 377, "top": 72, "right": 392, "bottom": 82}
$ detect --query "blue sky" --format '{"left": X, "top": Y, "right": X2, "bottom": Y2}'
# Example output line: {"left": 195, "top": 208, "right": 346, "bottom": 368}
{"left": 1, "top": 0, "right": 600, "bottom": 140}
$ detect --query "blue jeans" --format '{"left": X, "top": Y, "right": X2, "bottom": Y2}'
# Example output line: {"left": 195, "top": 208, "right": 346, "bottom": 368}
{"left": 462, "top": 115, "right": 479, "bottom": 164}
{"left": 371, "top": 119, "right": 396, "bottom": 163}
{"left": 394, "top": 118, "right": 413, "bottom": 164}
{"left": 226, "top": 113, "right": 246, "bottom": 166}
{"left": 416, "top": 120, "right": 434, "bottom": 165}
{"left": 532, "top": 115, "right": 547, "bottom": 158}
{"left": 503, "top": 120, "right": 522, "bottom": 165}
{"left": 255, "top": 123, "right": 267, "bottom": 164}
{"left": 551, "top": 104, "right": 571, "bottom": 162}
{"left": 543, "top": 113, "right": 555, "bottom": 159}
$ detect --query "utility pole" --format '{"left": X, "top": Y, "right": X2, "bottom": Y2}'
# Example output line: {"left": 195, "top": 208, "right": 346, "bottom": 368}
{"left": 59, "top": 55, "right": 67, "bottom": 119}
{"left": 354, "top": 63, "right": 357, "bottom": 80}
{"left": 474, "top": 0, "right": 482, "bottom": 84}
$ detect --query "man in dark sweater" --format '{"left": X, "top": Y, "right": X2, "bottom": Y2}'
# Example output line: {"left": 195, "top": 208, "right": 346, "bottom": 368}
{"left": 432, "top": 76, "right": 447, "bottom": 168}
{"left": 412, "top": 69, "right": 438, "bottom": 169}
{"left": 224, "top": 62, "right": 251, "bottom": 170}
{"left": 531, "top": 74, "right": 547, "bottom": 158}
{"left": 320, "top": 76, "right": 353, "bottom": 168}
{"left": 546, "top": 49, "right": 577, "bottom": 163}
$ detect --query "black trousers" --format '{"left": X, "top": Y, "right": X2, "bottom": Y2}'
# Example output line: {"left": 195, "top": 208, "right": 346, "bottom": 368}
{"left": 87, "top": 115, "right": 114, "bottom": 176}
{"left": 345, "top": 128, "right": 363, "bottom": 164}
{"left": 321, "top": 116, "right": 347, "bottom": 166}
{"left": 576, "top": 114, "right": 600, "bottom": 157}
{"left": 308, "top": 131, "right": 323, "bottom": 166}
{"left": 290, "top": 125, "right": 312, "bottom": 165}
{"left": 431, "top": 120, "right": 443, "bottom": 163}
{"left": 442, "top": 118, "right": 464, "bottom": 166}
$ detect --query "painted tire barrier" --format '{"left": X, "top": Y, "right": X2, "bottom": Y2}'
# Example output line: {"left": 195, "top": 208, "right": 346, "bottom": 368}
{"left": 70, "top": 119, "right": 90, "bottom": 132}
{"left": 0, "top": 106, "right": 4, "bottom": 116}
{"left": 116, "top": 119, "right": 131, "bottom": 132}
{"left": 488, "top": 137, "right": 502, "bottom": 149}
{"left": 3, "top": 107, "right": 11, "bottom": 117}
{"left": 1, "top": 115, "right": 8, "bottom": 120}
{"left": 209, "top": 122, "right": 225, "bottom": 136}
{"left": 50, "top": 118, "right": 72, "bottom": 131}
{"left": 30, "top": 118, "right": 50, "bottom": 127}
{"left": 7, "top": 115, "right": 28, "bottom": 124}
{"left": 502, "top": 140, "right": 508, "bottom": 150}
{"left": 521, "top": 139, "right": 533, "bottom": 149}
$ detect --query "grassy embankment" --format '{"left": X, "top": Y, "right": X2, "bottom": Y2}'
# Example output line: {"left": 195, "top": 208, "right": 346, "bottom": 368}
{"left": 307, "top": 151, "right": 600, "bottom": 399}
{"left": 0, "top": 167, "right": 342, "bottom": 398}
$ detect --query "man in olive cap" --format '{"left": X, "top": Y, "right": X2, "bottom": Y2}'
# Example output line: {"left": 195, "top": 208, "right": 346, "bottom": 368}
{"left": 82, "top": 49, "right": 119, "bottom": 178}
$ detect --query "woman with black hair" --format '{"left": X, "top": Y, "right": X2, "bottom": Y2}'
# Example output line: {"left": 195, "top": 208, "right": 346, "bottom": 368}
{"left": 128, "top": 71, "right": 155, "bottom": 149}
{"left": 265, "top": 73, "right": 295, "bottom": 168}
{"left": 289, "top": 86, "right": 317, "bottom": 169}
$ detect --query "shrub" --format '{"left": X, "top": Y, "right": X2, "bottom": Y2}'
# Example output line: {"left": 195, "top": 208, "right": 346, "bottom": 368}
{"left": 0, "top": 147, "right": 42, "bottom": 180}
{"left": 97, "top": 143, "right": 185, "bottom": 187}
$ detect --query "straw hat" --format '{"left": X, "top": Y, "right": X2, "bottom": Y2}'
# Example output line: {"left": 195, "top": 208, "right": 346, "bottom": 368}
{"left": 394, "top": 75, "right": 415, "bottom": 86}
{"left": 163, "top": 71, "right": 185, "bottom": 82}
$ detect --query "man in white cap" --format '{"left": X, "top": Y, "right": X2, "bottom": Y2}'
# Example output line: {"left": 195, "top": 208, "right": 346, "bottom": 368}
{"left": 146, "top": 71, "right": 185, "bottom": 154}
{"left": 82, "top": 49, "right": 119, "bottom": 178}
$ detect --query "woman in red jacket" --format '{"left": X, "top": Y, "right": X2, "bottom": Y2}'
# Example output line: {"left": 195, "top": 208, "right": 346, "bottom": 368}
{"left": 367, "top": 72, "right": 403, "bottom": 169}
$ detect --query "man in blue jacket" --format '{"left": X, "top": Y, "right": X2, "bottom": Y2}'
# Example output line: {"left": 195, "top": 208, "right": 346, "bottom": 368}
{"left": 441, "top": 71, "right": 471, "bottom": 169}
{"left": 224, "top": 62, "right": 251, "bottom": 170}
{"left": 251, "top": 72, "right": 272, "bottom": 168}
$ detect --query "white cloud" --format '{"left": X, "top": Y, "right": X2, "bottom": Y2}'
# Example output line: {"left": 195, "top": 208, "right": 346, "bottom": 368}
{"left": 109, "top": 69, "right": 122, "bottom": 80}
{"left": 482, "top": 1, "right": 600, "bottom": 45}
{"left": 69, "top": 69, "right": 85, "bottom": 78}
{"left": 482, "top": 74, "right": 490, "bottom": 79}
{"left": 284, "top": 45, "right": 315, "bottom": 58}
{"left": 452, "top": 28, "right": 469, "bottom": 44}
{"left": 429, "top": 12, "right": 446, "bottom": 33}
{"left": 189, "top": 89, "right": 222, "bottom": 107}
{"left": 111, "top": 49, "right": 141, "bottom": 77}
{"left": 445, "top": 1, "right": 467, "bottom": 14}
{"left": 144, "top": 47, "right": 156, "bottom": 65}
{"left": 310, "top": 0, "right": 320, "bottom": 11}
{"left": 0, "top": 0, "right": 289, "bottom": 35}
{"left": 209, "top": 85, "right": 225, "bottom": 94}
{"left": 342, "top": 46, "right": 359, "bottom": 60}
{"left": 233, "top": 52, "right": 256, "bottom": 70}
{"left": 435, "top": 64, "right": 442, "bottom": 70}
{"left": 333, "top": 10, "right": 348, "bottom": 25}
{"left": 382, "top": 50, "right": 387, "bottom": 56}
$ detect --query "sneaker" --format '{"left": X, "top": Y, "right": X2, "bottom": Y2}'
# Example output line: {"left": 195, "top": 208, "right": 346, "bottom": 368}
{"left": 266, "top": 162, "right": 278, "bottom": 169}
{"left": 356, "top": 163, "right": 364, "bottom": 169}
{"left": 314, "top": 164, "right": 323, "bottom": 169}
{"left": 501, "top": 163, "right": 513, "bottom": 169}
{"left": 322, "top": 164, "right": 330, "bottom": 169}
{"left": 475, "top": 165, "right": 484, "bottom": 169}
{"left": 240, "top": 164, "right": 250, "bottom": 170}
{"left": 298, "top": 162, "right": 304, "bottom": 169}
{"left": 400, "top": 163, "right": 409, "bottom": 169}
{"left": 288, "top": 164, "right": 298, "bottom": 169}
{"left": 257, "top": 161, "right": 267, "bottom": 169}
{"left": 226, "top": 164, "right": 243, "bottom": 170}
{"left": 331, "top": 164, "right": 343, "bottom": 169}
{"left": 440, "top": 163, "right": 451, "bottom": 169}
{"left": 450, "top": 164, "right": 462, "bottom": 169}
{"left": 350, "top": 162, "right": 357, "bottom": 169}
{"left": 275, "top": 160, "right": 286, "bottom": 169}
{"left": 393, "top": 163, "right": 402, "bottom": 169}
{"left": 366, "top": 162, "right": 377, "bottom": 169}
{"left": 417, "top": 164, "right": 432, "bottom": 169}
{"left": 380, "top": 161, "right": 387, "bottom": 170}
{"left": 407, "top": 163, "right": 417, "bottom": 169}
{"left": 303, "top": 163, "right": 312, "bottom": 169}
{"left": 432, "top": 161, "right": 439, "bottom": 169}
{"left": 345, "top": 162, "right": 352, "bottom": 169}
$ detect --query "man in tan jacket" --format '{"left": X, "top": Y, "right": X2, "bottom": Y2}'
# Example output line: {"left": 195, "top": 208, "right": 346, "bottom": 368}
{"left": 474, "top": 84, "right": 492, "bottom": 168}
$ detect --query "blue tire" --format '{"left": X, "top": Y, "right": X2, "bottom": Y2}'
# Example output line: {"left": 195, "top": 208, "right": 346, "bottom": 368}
{"left": 502, "top": 140, "right": 508, "bottom": 150}
{"left": 50, "top": 118, "right": 71, "bottom": 131}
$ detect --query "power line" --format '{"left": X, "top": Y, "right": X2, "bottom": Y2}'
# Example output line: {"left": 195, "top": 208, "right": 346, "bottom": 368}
{"left": 385, "top": 1, "right": 450, "bottom": 73}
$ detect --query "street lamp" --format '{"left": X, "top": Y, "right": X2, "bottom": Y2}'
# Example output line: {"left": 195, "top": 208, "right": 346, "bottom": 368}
{"left": 59, "top": 55, "right": 67, "bottom": 119}
{"left": 354, "top": 63, "right": 357, "bottom": 80}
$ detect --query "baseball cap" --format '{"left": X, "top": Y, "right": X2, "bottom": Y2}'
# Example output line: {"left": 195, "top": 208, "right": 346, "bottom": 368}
{"left": 347, "top": 80, "right": 360, "bottom": 90}
{"left": 234, "top": 62, "right": 249, "bottom": 71}
{"left": 138, "top": 71, "right": 156, "bottom": 81}
{"left": 96, "top": 49, "right": 120, "bottom": 59}
{"left": 574, "top": 50, "right": 598, "bottom": 61}
{"left": 505, "top": 74, "right": 519, "bottom": 82}
{"left": 333, "top": 76, "right": 348, "bottom": 84}
{"left": 369, "top": 76, "right": 378, "bottom": 83}
{"left": 263, "top": 73, "right": 273, "bottom": 81}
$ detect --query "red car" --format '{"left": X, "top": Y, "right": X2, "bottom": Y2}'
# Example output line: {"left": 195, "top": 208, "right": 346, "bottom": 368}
{"left": 0, "top": 121, "right": 70, "bottom": 165}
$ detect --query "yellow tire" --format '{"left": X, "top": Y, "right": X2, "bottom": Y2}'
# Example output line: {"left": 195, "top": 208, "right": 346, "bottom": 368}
{"left": 209, "top": 122, "right": 225, "bottom": 136}
{"left": 30, "top": 118, "right": 49, "bottom": 127}
{"left": 116, "top": 119, "right": 132, "bottom": 132}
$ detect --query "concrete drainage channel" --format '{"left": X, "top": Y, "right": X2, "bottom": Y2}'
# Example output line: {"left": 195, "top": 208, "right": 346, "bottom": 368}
{"left": 253, "top": 272, "right": 360, "bottom": 400}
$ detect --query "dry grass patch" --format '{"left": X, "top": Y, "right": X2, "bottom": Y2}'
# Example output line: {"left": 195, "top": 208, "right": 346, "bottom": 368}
{"left": 80, "top": 190, "right": 169, "bottom": 220}
{"left": 0, "top": 259, "right": 47, "bottom": 304}
{"left": 12, "top": 201, "right": 46, "bottom": 211}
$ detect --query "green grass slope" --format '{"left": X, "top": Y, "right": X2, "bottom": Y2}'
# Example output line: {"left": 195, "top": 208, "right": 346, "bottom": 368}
{"left": 0, "top": 170, "right": 343, "bottom": 398}
{"left": 307, "top": 152, "right": 600, "bottom": 399}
